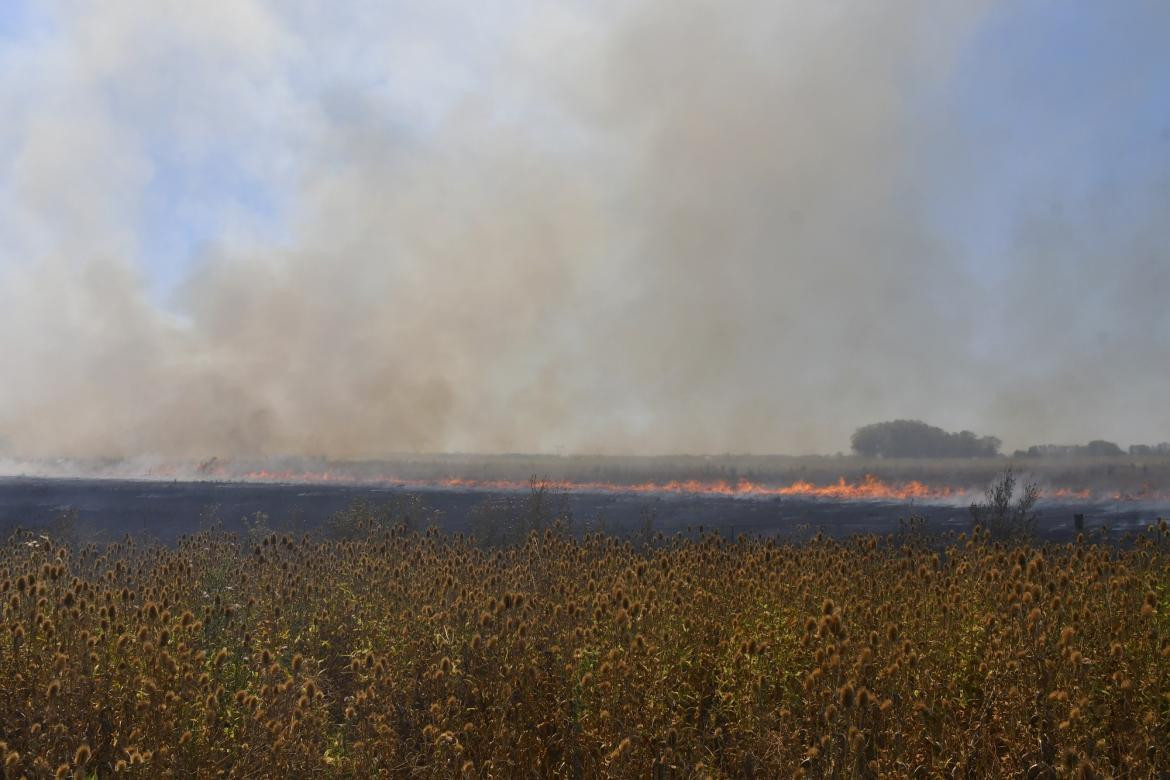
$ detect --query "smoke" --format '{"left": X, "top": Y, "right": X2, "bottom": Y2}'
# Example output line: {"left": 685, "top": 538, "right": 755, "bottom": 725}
{"left": 0, "top": 0, "right": 1165, "bottom": 458}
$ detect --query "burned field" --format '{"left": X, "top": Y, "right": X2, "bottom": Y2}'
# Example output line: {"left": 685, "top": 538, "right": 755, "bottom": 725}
{"left": 0, "top": 476, "right": 1166, "bottom": 547}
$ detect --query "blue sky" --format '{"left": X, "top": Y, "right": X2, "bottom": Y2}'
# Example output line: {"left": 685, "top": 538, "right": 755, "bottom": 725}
{"left": 929, "top": 1, "right": 1170, "bottom": 277}
{"left": 0, "top": 0, "right": 35, "bottom": 38}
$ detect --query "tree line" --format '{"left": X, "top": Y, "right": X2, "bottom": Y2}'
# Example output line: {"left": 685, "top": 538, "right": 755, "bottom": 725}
{"left": 850, "top": 420, "right": 1167, "bottom": 459}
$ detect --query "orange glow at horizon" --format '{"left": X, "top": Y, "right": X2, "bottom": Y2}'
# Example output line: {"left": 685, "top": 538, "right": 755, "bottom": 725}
{"left": 186, "top": 469, "right": 1169, "bottom": 503}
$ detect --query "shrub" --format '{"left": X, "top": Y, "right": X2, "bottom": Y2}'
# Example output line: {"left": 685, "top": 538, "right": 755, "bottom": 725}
{"left": 968, "top": 466, "right": 1040, "bottom": 538}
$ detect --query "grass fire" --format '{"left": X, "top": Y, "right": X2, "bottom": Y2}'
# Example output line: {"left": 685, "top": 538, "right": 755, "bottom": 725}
{"left": 2, "top": 0, "right": 1169, "bottom": 776}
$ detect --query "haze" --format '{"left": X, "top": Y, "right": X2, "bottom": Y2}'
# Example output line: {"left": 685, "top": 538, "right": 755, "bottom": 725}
{"left": 1, "top": 1, "right": 1168, "bottom": 458}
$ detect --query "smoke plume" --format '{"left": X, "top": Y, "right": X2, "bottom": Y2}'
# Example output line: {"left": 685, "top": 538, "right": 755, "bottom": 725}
{"left": 0, "top": 0, "right": 1166, "bottom": 457}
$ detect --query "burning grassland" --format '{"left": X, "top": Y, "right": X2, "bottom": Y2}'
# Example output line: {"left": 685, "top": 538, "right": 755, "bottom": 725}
{"left": 6, "top": 454, "right": 1170, "bottom": 507}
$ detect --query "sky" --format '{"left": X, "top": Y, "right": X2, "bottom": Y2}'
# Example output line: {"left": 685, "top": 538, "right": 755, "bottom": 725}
{"left": 0, "top": 0, "right": 1168, "bottom": 458}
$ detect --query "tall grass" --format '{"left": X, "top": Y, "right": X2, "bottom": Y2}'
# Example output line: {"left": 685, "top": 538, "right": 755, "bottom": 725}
{"left": 1, "top": 511, "right": 1167, "bottom": 777}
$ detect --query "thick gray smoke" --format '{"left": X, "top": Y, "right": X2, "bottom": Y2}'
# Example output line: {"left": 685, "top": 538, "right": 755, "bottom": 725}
{"left": 0, "top": 1, "right": 1166, "bottom": 458}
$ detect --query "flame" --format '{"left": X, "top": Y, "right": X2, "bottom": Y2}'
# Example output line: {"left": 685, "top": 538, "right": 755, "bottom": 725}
{"left": 2, "top": 458, "right": 1162, "bottom": 505}
{"left": 232, "top": 471, "right": 965, "bottom": 500}
{"left": 198, "top": 470, "right": 1166, "bottom": 504}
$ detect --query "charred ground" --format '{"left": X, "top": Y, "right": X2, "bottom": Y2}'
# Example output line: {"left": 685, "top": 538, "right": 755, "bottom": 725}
{"left": 0, "top": 476, "right": 1164, "bottom": 547}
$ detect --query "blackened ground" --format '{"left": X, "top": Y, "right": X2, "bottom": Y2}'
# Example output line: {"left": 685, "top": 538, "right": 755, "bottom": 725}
{"left": 0, "top": 477, "right": 1165, "bottom": 545}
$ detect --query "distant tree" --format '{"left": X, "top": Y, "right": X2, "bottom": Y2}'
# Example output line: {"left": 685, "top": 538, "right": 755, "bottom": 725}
{"left": 1084, "top": 440, "right": 1123, "bottom": 457}
{"left": 1025, "top": 445, "right": 1056, "bottom": 457}
{"left": 1024, "top": 441, "right": 1126, "bottom": 458}
{"left": 850, "top": 420, "right": 1000, "bottom": 458}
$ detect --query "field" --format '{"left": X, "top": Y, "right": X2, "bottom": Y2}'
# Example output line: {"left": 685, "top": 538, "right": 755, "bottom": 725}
{"left": 9, "top": 453, "right": 1170, "bottom": 498}
{"left": 1, "top": 502, "right": 1168, "bottom": 777}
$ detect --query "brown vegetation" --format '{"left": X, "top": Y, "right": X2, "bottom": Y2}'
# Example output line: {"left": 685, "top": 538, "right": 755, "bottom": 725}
{"left": 1, "top": 511, "right": 1168, "bottom": 777}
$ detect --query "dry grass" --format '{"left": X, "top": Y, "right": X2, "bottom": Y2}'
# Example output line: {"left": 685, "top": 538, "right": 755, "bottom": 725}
{"left": 1, "top": 514, "right": 1168, "bottom": 778}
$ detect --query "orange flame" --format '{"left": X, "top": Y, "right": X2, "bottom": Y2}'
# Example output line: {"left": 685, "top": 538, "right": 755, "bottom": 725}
{"left": 206, "top": 470, "right": 1170, "bottom": 503}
